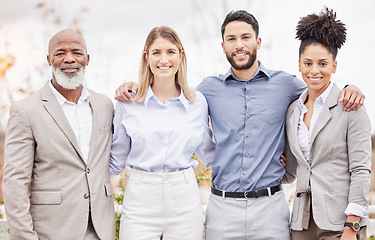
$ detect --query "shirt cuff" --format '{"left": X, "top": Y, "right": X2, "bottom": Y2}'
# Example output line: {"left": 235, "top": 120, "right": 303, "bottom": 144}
{"left": 344, "top": 202, "right": 369, "bottom": 217}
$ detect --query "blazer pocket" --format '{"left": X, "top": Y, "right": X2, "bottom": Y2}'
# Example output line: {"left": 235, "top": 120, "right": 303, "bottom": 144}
{"left": 324, "top": 194, "right": 347, "bottom": 225}
{"left": 104, "top": 182, "right": 113, "bottom": 197}
{"left": 30, "top": 191, "right": 62, "bottom": 205}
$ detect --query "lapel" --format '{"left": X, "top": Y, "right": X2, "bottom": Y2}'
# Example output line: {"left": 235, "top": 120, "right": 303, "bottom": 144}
{"left": 86, "top": 90, "right": 100, "bottom": 165}
{"left": 40, "top": 82, "right": 85, "bottom": 162}
{"left": 309, "top": 84, "right": 340, "bottom": 148}
{"left": 287, "top": 103, "right": 310, "bottom": 168}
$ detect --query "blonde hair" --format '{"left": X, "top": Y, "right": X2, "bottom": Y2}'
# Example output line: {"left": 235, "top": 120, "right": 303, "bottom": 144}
{"left": 134, "top": 26, "right": 196, "bottom": 102}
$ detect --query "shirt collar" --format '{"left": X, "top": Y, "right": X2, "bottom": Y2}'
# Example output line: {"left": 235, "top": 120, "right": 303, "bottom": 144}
{"left": 144, "top": 85, "right": 189, "bottom": 109}
{"left": 298, "top": 81, "right": 333, "bottom": 110}
{"left": 48, "top": 80, "right": 90, "bottom": 105}
{"left": 223, "top": 61, "right": 271, "bottom": 82}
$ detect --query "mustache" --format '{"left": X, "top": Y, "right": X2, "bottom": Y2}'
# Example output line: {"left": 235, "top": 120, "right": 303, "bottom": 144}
{"left": 58, "top": 64, "right": 82, "bottom": 71}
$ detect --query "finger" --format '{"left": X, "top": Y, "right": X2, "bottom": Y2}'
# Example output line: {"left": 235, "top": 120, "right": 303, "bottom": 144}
{"left": 357, "top": 97, "right": 365, "bottom": 110}
{"left": 280, "top": 160, "right": 285, "bottom": 167}
{"left": 349, "top": 96, "right": 362, "bottom": 111}
{"left": 339, "top": 90, "right": 345, "bottom": 103}
{"left": 342, "top": 92, "right": 353, "bottom": 111}
{"left": 132, "top": 84, "right": 138, "bottom": 94}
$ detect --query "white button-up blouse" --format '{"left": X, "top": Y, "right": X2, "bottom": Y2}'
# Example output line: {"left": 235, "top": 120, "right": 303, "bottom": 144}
{"left": 110, "top": 87, "right": 215, "bottom": 175}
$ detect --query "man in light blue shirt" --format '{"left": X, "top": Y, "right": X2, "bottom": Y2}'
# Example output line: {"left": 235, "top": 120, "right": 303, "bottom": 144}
{"left": 115, "top": 10, "right": 364, "bottom": 240}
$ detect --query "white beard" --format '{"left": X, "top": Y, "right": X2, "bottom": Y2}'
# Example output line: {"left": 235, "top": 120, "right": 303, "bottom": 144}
{"left": 52, "top": 65, "right": 85, "bottom": 90}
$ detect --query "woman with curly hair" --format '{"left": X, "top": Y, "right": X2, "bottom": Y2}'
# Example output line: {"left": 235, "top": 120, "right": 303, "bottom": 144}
{"left": 283, "top": 8, "right": 372, "bottom": 240}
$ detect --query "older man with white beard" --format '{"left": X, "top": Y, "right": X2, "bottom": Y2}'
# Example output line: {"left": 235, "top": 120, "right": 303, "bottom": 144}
{"left": 2, "top": 29, "right": 116, "bottom": 240}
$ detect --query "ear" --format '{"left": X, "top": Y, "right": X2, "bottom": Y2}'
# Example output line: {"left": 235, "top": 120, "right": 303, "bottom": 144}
{"left": 256, "top": 37, "right": 262, "bottom": 49}
{"left": 144, "top": 51, "right": 149, "bottom": 62}
{"left": 86, "top": 54, "right": 90, "bottom": 66}
{"left": 47, "top": 55, "right": 52, "bottom": 66}
{"left": 180, "top": 50, "right": 184, "bottom": 60}
{"left": 332, "top": 60, "right": 337, "bottom": 73}
{"left": 298, "top": 59, "right": 302, "bottom": 72}
{"left": 221, "top": 42, "right": 226, "bottom": 54}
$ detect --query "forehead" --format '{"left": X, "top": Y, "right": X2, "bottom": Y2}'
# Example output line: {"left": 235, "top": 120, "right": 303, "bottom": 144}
{"left": 149, "top": 37, "right": 178, "bottom": 50}
{"left": 224, "top": 21, "right": 256, "bottom": 36}
{"left": 49, "top": 33, "right": 86, "bottom": 53}
{"left": 302, "top": 44, "right": 333, "bottom": 58}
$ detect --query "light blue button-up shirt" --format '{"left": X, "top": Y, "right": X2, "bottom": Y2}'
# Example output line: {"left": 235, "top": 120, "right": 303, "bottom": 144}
{"left": 110, "top": 86, "right": 215, "bottom": 175}
{"left": 197, "top": 62, "right": 306, "bottom": 192}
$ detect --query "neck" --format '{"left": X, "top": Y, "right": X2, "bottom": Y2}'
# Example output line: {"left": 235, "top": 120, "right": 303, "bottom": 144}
{"left": 151, "top": 78, "right": 180, "bottom": 104}
{"left": 232, "top": 59, "right": 259, "bottom": 81}
{"left": 306, "top": 82, "right": 330, "bottom": 103}
{"left": 51, "top": 79, "right": 82, "bottom": 104}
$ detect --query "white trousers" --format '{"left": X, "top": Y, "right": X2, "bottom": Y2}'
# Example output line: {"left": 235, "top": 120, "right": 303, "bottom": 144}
{"left": 119, "top": 168, "right": 204, "bottom": 240}
{"left": 205, "top": 189, "right": 290, "bottom": 240}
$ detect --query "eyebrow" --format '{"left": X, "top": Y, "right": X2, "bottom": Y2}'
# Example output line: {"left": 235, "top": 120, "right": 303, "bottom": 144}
{"left": 225, "top": 32, "right": 253, "bottom": 38}
{"left": 302, "top": 58, "right": 330, "bottom": 61}
{"left": 150, "top": 48, "right": 177, "bottom": 52}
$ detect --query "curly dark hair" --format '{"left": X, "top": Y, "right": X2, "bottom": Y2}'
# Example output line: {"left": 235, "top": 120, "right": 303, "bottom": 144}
{"left": 296, "top": 8, "right": 346, "bottom": 60}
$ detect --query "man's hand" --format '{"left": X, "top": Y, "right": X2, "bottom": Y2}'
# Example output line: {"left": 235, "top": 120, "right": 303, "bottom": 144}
{"left": 115, "top": 82, "right": 139, "bottom": 102}
{"left": 339, "top": 85, "right": 365, "bottom": 111}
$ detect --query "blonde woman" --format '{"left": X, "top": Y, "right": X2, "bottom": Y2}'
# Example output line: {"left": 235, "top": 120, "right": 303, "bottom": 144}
{"left": 110, "top": 26, "right": 215, "bottom": 240}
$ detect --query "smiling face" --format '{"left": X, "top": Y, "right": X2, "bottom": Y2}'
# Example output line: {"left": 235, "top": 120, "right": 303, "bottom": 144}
{"left": 299, "top": 43, "right": 337, "bottom": 96}
{"left": 222, "top": 21, "right": 261, "bottom": 71}
{"left": 145, "top": 37, "right": 183, "bottom": 82}
{"left": 47, "top": 29, "right": 89, "bottom": 89}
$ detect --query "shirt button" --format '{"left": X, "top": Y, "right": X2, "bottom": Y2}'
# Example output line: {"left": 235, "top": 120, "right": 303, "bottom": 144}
{"left": 246, "top": 134, "right": 250, "bottom": 138}
{"left": 245, "top": 153, "right": 249, "bottom": 157}
{"left": 86, "top": 168, "right": 90, "bottom": 174}
{"left": 84, "top": 193, "right": 90, "bottom": 199}
{"left": 247, "top": 97, "right": 251, "bottom": 101}
{"left": 247, "top": 115, "right": 250, "bottom": 119}
{"left": 243, "top": 172, "right": 247, "bottom": 175}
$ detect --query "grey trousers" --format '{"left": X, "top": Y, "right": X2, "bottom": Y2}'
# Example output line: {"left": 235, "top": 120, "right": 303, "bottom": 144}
{"left": 205, "top": 189, "right": 290, "bottom": 240}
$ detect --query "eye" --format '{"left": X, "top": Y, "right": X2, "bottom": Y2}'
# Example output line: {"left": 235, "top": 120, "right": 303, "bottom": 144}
{"left": 152, "top": 51, "right": 160, "bottom": 55}
{"left": 55, "top": 52, "right": 64, "bottom": 56}
{"left": 227, "top": 38, "right": 235, "bottom": 42}
{"left": 320, "top": 62, "right": 328, "bottom": 67}
{"left": 74, "top": 52, "right": 83, "bottom": 55}
{"left": 304, "top": 62, "right": 311, "bottom": 66}
{"left": 168, "top": 50, "right": 176, "bottom": 54}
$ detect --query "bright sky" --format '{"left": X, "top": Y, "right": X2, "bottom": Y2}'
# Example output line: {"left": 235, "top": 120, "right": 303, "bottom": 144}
{"left": 1, "top": 0, "right": 374, "bottom": 132}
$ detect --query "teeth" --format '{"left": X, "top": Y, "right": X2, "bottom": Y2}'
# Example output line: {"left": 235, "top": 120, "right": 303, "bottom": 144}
{"left": 236, "top": 53, "right": 246, "bottom": 57}
{"left": 309, "top": 77, "right": 321, "bottom": 81}
{"left": 158, "top": 66, "right": 170, "bottom": 70}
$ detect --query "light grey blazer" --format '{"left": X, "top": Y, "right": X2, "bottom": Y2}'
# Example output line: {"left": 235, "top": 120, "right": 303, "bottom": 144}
{"left": 3, "top": 82, "right": 116, "bottom": 240}
{"left": 283, "top": 83, "right": 372, "bottom": 231}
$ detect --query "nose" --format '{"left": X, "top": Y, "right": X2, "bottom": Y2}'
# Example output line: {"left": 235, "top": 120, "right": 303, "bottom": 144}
{"left": 311, "top": 64, "right": 320, "bottom": 74}
{"left": 159, "top": 53, "right": 168, "bottom": 64}
{"left": 64, "top": 52, "right": 76, "bottom": 64}
{"left": 235, "top": 39, "right": 245, "bottom": 50}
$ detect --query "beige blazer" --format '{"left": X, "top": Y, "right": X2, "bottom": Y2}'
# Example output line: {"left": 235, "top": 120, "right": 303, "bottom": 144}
{"left": 283, "top": 83, "right": 371, "bottom": 231}
{"left": 3, "top": 82, "right": 115, "bottom": 240}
